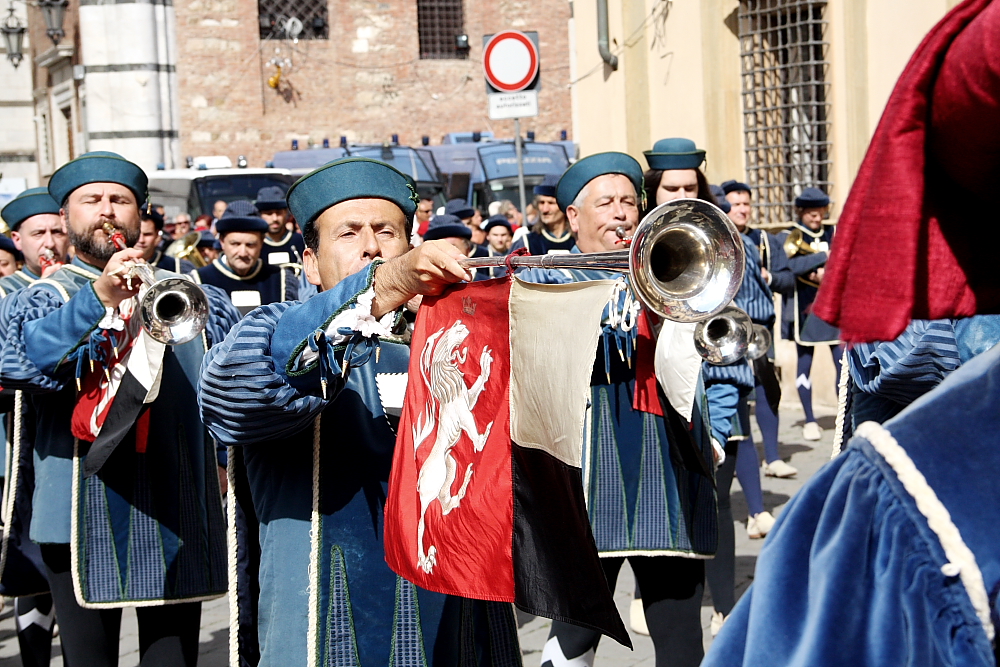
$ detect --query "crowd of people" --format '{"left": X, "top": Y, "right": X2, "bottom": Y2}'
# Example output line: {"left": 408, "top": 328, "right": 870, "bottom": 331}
{"left": 0, "top": 3, "right": 996, "bottom": 666}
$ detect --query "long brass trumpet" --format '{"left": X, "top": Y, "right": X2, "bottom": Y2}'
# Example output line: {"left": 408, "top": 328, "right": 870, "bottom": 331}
{"left": 463, "top": 199, "right": 745, "bottom": 323}
{"left": 104, "top": 223, "right": 209, "bottom": 346}
{"left": 694, "top": 306, "right": 752, "bottom": 365}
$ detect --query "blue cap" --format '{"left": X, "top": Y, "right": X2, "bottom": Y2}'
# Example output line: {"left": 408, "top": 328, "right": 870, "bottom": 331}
{"left": 0, "top": 235, "right": 23, "bottom": 262}
{"left": 287, "top": 157, "right": 418, "bottom": 231}
{"left": 423, "top": 214, "right": 471, "bottom": 241}
{"left": 255, "top": 186, "right": 288, "bottom": 211}
{"left": 555, "top": 152, "right": 643, "bottom": 212}
{"left": 215, "top": 200, "right": 268, "bottom": 235}
{"left": 709, "top": 185, "right": 731, "bottom": 214}
{"left": 444, "top": 198, "right": 475, "bottom": 220}
{"left": 795, "top": 187, "right": 830, "bottom": 209}
{"left": 484, "top": 214, "right": 512, "bottom": 233}
{"left": 197, "top": 230, "right": 217, "bottom": 248}
{"left": 47, "top": 151, "right": 148, "bottom": 207}
{"left": 1, "top": 187, "right": 61, "bottom": 231}
{"left": 642, "top": 138, "right": 706, "bottom": 171}
{"left": 721, "top": 180, "right": 751, "bottom": 195}
{"left": 532, "top": 174, "right": 560, "bottom": 198}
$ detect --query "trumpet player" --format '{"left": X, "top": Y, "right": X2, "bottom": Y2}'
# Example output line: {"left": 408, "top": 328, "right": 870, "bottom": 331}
{"left": 773, "top": 188, "right": 842, "bottom": 442}
{"left": 0, "top": 185, "right": 70, "bottom": 667}
{"left": 0, "top": 151, "right": 239, "bottom": 667}
{"left": 515, "top": 152, "right": 717, "bottom": 667}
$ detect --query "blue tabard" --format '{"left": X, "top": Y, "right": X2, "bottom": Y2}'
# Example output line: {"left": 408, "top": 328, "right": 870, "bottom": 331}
{"left": 0, "top": 265, "right": 49, "bottom": 597}
{"left": 510, "top": 228, "right": 576, "bottom": 256}
{"left": 520, "top": 256, "right": 718, "bottom": 558}
{"left": 0, "top": 257, "right": 238, "bottom": 605}
{"left": 193, "top": 257, "right": 297, "bottom": 315}
{"left": 774, "top": 224, "right": 838, "bottom": 344}
{"left": 261, "top": 230, "right": 305, "bottom": 267}
{"left": 704, "top": 342, "right": 1000, "bottom": 667}
{"left": 200, "top": 263, "right": 521, "bottom": 667}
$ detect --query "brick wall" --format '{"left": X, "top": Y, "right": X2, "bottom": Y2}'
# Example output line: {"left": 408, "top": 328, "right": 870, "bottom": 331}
{"left": 175, "top": 0, "right": 573, "bottom": 168}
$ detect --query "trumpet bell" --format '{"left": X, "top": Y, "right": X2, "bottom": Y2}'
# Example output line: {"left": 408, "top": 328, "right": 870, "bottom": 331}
{"left": 630, "top": 199, "right": 745, "bottom": 323}
{"left": 747, "top": 324, "right": 772, "bottom": 360}
{"left": 694, "top": 306, "right": 752, "bottom": 365}
{"left": 165, "top": 231, "right": 208, "bottom": 268}
{"left": 139, "top": 278, "right": 210, "bottom": 345}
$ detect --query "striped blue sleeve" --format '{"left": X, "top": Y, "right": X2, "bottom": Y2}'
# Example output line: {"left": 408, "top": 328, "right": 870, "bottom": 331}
{"left": 201, "top": 283, "right": 241, "bottom": 347}
{"left": 849, "top": 320, "right": 959, "bottom": 407}
{"left": 0, "top": 283, "right": 103, "bottom": 392}
{"left": 701, "top": 359, "right": 755, "bottom": 392}
{"left": 515, "top": 267, "right": 574, "bottom": 284}
{"left": 198, "top": 265, "right": 380, "bottom": 447}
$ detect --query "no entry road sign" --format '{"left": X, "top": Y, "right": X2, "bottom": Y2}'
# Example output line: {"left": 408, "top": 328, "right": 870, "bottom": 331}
{"left": 483, "top": 30, "right": 539, "bottom": 93}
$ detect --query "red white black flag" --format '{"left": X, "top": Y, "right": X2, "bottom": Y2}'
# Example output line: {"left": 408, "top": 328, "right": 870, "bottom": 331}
{"left": 385, "top": 277, "right": 631, "bottom": 647}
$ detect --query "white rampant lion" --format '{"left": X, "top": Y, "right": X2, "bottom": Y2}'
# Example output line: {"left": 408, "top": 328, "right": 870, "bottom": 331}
{"left": 411, "top": 320, "right": 494, "bottom": 574}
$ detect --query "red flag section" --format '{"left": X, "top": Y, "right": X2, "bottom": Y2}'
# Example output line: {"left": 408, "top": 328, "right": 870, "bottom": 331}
{"left": 385, "top": 277, "right": 631, "bottom": 647}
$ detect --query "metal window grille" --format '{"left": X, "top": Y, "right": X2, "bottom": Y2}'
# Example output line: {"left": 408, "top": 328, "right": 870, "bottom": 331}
{"left": 738, "top": 0, "right": 831, "bottom": 226}
{"left": 417, "top": 0, "right": 467, "bottom": 60}
{"left": 258, "top": 0, "right": 329, "bottom": 40}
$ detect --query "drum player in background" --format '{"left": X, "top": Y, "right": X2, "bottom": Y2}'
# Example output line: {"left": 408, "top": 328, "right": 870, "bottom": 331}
{"left": 773, "top": 188, "right": 841, "bottom": 442}
{"left": 192, "top": 200, "right": 298, "bottom": 316}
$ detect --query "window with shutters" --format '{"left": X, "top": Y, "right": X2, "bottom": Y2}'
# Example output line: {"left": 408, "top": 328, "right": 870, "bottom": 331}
{"left": 417, "top": 0, "right": 467, "bottom": 60}
{"left": 738, "top": 0, "right": 832, "bottom": 225}
{"left": 258, "top": 0, "right": 329, "bottom": 40}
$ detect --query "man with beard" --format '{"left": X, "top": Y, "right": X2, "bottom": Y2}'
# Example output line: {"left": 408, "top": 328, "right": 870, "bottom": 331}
{"left": 0, "top": 151, "right": 239, "bottom": 667}
{"left": 256, "top": 186, "right": 305, "bottom": 267}
{"left": 511, "top": 174, "right": 575, "bottom": 255}
{"left": 193, "top": 200, "right": 298, "bottom": 315}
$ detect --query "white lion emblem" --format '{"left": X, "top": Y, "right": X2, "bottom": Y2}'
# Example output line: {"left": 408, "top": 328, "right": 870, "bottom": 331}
{"left": 411, "top": 320, "right": 494, "bottom": 574}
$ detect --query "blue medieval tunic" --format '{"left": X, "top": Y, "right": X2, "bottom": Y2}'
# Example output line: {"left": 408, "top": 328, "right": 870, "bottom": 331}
{"left": 703, "top": 342, "right": 1000, "bottom": 667}
{"left": 520, "top": 257, "right": 717, "bottom": 558}
{"left": 702, "top": 236, "right": 774, "bottom": 445}
{"left": 199, "top": 262, "right": 522, "bottom": 667}
{"left": 261, "top": 230, "right": 306, "bottom": 268}
{"left": 0, "top": 266, "right": 49, "bottom": 596}
{"left": 510, "top": 228, "right": 576, "bottom": 256}
{"left": 0, "top": 257, "right": 238, "bottom": 606}
{"left": 193, "top": 257, "right": 298, "bottom": 315}
{"left": 774, "top": 224, "right": 838, "bottom": 344}
{"left": 151, "top": 249, "right": 196, "bottom": 274}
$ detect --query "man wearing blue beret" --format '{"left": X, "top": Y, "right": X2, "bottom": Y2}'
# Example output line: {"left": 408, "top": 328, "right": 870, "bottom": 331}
{"left": 199, "top": 157, "right": 521, "bottom": 667}
{"left": 511, "top": 173, "right": 576, "bottom": 256}
{"left": 192, "top": 200, "right": 298, "bottom": 315}
{"left": 0, "top": 151, "right": 241, "bottom": 666}
{"left": 0, "top": 186, "right": 71, "bottom": 667}
{"left": 255, "top": 186, "right": 305, "bottom": 268}
{"left": 772, "top": 187, "right": 841, "bottom": 442}
{"left": 516, "top": 152, "right": 717, "bottom": 667}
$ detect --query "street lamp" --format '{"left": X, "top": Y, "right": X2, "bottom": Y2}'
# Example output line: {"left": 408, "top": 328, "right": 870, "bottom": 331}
{"left": 1, "top": 5, "right": 26, "bottom": 68}
{"left": 38, "top": 0, "right": 67, "bottom": 45}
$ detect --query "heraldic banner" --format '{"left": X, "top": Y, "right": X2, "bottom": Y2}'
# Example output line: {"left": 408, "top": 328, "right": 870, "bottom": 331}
{"left": 385, "top": 276, "right": 631, "bottom": 647}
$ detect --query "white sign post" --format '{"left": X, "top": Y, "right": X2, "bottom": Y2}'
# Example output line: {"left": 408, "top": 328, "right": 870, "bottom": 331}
{"left": 483, "top": 30, "right": 540, "bottom": 217}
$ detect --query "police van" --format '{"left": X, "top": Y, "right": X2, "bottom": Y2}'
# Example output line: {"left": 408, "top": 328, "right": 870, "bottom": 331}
{"left": 423, "top": 132, "right": 574, "bottom": 211}
{"left": 147, "top": 155, "right": 295, "bottom": 221}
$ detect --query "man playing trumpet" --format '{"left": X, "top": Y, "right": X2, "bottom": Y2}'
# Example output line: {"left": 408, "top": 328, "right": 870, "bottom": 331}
{"left": 0, "top": 151, "right": 239, "bottom": 667}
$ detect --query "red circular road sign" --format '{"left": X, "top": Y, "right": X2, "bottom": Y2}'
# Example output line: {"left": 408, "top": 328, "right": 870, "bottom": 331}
{"left": 482, "top": 31, "right": 539, "bottom": 93}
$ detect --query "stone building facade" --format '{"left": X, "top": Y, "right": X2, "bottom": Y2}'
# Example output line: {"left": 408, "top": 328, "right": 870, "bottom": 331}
{"left": 174, "top": 0, "right": 574, "bottom": 167}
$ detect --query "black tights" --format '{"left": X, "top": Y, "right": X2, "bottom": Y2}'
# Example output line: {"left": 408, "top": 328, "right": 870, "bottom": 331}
{"left": 544, "top": 556, "right": 704, "bottom": 667}
{"left": 41, "top": 545, "right": 202, "bottom": 667}
{"left": 704, "top": 440, "right": 738, "bottom": 616}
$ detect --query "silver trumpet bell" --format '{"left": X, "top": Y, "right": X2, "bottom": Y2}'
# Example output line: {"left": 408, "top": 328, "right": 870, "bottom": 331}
{"left": 694, "top": 306, "right": 752, "bottom": 365}
{"left": 462, "top": 198, "right": 745, "bottom": 323}
{"left": 129, "top": 262, "right": 210, "bottom": 346}
{"left": 746, "top": 323, "right": 773, "bottom": 361}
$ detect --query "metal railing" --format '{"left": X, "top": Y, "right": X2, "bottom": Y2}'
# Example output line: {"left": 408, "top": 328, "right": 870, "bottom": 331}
{"left": 738, "top": 0, "right": 832, "bottom": 225}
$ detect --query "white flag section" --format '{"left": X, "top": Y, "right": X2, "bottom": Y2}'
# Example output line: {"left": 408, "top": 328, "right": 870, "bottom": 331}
{"left": 509, "top": 277, "right": 617, "bottom": 467}
{"left": 654, "top": 320, "right": 702, "bottom": 421}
